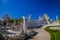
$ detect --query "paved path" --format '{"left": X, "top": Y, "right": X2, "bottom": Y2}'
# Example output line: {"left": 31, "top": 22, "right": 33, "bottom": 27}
{"left": 29, "top": 24, "right": 60, "bottom": 40}
{"left": 29, "top": 26, "right": 50, "bottom": 40}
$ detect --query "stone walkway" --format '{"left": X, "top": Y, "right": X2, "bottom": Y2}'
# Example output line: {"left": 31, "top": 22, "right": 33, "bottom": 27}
{"left": 29, "top": 26, "right": 50, "bottom": 40}
{"left": 29, "top": 24, "right": 60, "bottom": 40}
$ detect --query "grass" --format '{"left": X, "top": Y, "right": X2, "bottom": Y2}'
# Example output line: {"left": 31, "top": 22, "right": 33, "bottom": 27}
{"left": 44, "top": 27, "right": 60, "bottom": 40}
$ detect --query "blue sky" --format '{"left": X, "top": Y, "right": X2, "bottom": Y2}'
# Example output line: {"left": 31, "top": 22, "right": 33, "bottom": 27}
{"left": 0, "top": 0, "right": 60, "bottom": 20}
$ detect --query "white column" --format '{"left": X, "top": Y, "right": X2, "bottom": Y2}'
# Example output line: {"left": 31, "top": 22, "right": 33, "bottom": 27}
{"left": 22, "top": 16, "right": 27, "bottom": 33}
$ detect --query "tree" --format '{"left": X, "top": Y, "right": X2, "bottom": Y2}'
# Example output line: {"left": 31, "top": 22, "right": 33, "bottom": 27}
{"left": 11, "top": 18, "right": 15, "bottom": 23}
{"left": 19, "top": 17, "right": 23, "bottom": 23}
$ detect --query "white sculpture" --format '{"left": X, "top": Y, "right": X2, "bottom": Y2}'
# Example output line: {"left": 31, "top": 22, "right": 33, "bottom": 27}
{"left": 28, "top": 15, "right": 32, "bottom": 21}
{"left": 22, "top": 16, "right": 27, "bottom": 33}
{"left": 56, "top": 16, "right": 58, "bottom": 20}
{"left": 38, "top": 16, "right": 41, "bottom": 21}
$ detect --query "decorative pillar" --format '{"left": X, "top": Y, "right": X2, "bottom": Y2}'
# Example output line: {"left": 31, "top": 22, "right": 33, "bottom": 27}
{"left": 22, "top": 16, "right": 27, "bottom": 33}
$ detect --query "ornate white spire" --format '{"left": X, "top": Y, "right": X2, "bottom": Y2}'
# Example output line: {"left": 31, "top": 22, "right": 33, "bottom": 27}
{"left": 42, "top": 13, "right": 49, "bottom": 20}
{"left": 38, "top": 16, "right": 41, "bottom": 21}
{"left": 28, "top": 15, "right": 32, "bottom": 21}
{"left": 56, "top": 15, "right": 58, "bottom": 20}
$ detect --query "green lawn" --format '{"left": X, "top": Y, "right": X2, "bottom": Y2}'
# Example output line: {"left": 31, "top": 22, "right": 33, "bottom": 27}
{"left": 44, "top": 27, "right": 60, "bottom": 40}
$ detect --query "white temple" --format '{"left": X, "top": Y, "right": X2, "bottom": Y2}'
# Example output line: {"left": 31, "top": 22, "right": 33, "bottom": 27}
{"left": 42, "top": 13, "right": 50, "bottom": 24}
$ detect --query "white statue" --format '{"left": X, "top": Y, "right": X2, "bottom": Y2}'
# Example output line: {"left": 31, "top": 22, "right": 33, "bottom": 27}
{"left": 22, "top": 16, "right": 27, "bottom": 33}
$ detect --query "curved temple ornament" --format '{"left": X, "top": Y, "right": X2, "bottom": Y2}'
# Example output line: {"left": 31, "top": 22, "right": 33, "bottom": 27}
{"left": 22, "top": 16, "right": 27, "bottom": 33}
